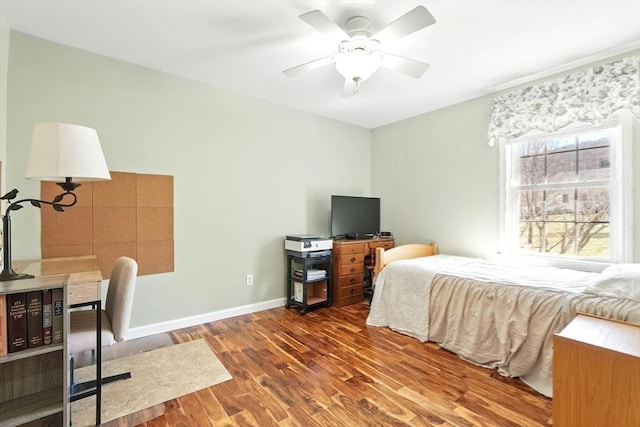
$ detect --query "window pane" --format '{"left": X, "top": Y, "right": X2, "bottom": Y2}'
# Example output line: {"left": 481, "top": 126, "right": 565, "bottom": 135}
{"left": 519, "top": 190, "right": 544, "bottom": 221}
{"left": 507, "top": 124, "right": 618, "bottom": 262}
{"left": 545, "top": 222, "right": 575, "bottom": 255}
{"left": 545, "top": 189, "right": 575, "bottom": 221}
{"left": 519, "top": 221, "right": 543, "bottom": 253}
{"left": 578, "top": 130, "right": 610, "bottom": 149}
{"left": 546, "top": 136, "right": 576, "bottom": 153}
{"left": 576, "top": 187, "right": 609, "bottom": 222}
{"left": 547, "top": 151, "right": 576, "bottom": 183}
{"left": 577, "top": 224, "right": 610, "bottom": 258}
{"left": 578, "top": 146, "right": 610, "bottom": 181}
{"left": 519, "top": 154, "right": 545, "bottom": 185}
{"left": 518, "top": 140, "right": 545, "bottom": 157}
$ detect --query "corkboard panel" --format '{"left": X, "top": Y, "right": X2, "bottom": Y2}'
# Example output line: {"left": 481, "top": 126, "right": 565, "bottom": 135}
{"left": 41, "top": 206, "right": 93, "bottom": 247}
{"left": 93, "top": 172, "right": 137, "bottom": 207}
{"left": 94, "top": 241, "right": 137, "bottom": 279}
{"left": 137, "top": 240, "right": 174, "bottom": 276}
{"left": 93, "top": 207, "right": 137, "bottom": 244}
{"left": 42, "top": 244, "right": 94, "bottom": 259}
{"left": 137, "top": 207, "right": 173, "bottom": 241}
{"left": 40, "top": 171, "right": 174, "bottom": 279}
{"left": 137, "top": 174, "right": 173, "bottom": 207}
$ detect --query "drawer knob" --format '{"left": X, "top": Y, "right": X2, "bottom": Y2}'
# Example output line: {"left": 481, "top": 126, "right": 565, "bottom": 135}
{"left": 350, "top": 257, "right": 356, "bottom": 262}
{"left": 350, "top": 277, "right": 356, "bottom": 284}
{"left": 350, "top": 267, "right": 355, "bottom": 273}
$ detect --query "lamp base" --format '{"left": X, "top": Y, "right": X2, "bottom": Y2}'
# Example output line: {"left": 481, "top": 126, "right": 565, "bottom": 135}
{"left": 0, "top": 268, "right": 35, "bottom": 282}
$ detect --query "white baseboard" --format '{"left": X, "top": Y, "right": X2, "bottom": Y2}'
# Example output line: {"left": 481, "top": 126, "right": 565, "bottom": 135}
{"left": 126, "top": 297, "right": 286, "bottom": 340}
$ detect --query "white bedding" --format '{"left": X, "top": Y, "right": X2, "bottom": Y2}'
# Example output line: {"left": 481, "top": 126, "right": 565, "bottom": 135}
{"left": 366, "top": 255, "right": 640, "bottom": 397}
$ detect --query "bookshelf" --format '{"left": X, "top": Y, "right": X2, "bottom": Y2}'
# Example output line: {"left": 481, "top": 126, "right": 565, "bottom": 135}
{"left": 0, "top": 275, "right": 69, "bottom": 427}
{"left": 1, "top": 255, "right": 103, "bottom": 426}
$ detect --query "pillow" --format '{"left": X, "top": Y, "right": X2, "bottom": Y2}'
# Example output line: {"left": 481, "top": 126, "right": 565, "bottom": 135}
{"left": 584, "top": 263, "right": 640, "bottom": 302}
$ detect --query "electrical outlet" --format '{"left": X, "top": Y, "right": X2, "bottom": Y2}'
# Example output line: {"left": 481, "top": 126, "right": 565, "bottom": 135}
{"left": 246, "top": 274, "right": 254, "bottom": 286}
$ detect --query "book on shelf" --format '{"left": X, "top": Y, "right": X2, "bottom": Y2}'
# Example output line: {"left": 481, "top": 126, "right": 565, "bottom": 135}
{"left": 7, "top": 292, "right": 28, "bottom": 353}
{"left": 0, "top": 294, "right": 7, "bottom": 356}
{"left": 42, "top": 289, "right": 53, "bottom": 345}
{"left": 27, "top": 290, "right": 43, "bottom": 348}
{"left": 52, "top": 288, "right": 64, "bottom": 344}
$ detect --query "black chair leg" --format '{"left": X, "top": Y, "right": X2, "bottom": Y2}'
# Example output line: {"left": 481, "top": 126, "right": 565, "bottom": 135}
{"left": 69, "top": 355, "right": 132, "bottom": 399}
{"left": 71, "top": 372, "right": 132, "bottom": 396}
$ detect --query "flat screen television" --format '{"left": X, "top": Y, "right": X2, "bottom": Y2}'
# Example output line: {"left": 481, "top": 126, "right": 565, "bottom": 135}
{"left": 331, "top": 195, "right": 380, "bottom": 239}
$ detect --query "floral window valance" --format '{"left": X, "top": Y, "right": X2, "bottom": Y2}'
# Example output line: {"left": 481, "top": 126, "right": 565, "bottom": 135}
{"left": 487, "top": 55, "right": 640, "bottom": 147}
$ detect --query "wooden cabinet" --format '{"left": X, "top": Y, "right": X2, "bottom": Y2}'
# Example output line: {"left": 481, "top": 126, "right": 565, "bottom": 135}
{"left": 0, "top": 276, "right": 69, "bottom": 427}
{"left": 332, "top": 238, "right": 393, "bottom": 307}
{"left": 553, "top": 314, "right": 640, "bottom": 427}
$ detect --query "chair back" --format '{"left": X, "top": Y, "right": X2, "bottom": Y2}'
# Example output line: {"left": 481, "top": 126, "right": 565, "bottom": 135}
{"left": 105, "top": 256, "right": 138, "bottom": 342}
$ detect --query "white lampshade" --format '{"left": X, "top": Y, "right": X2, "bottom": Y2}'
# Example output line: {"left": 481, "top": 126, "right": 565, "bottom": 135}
{"left": 25, "top": 123, "right": 111, "bottom": 182}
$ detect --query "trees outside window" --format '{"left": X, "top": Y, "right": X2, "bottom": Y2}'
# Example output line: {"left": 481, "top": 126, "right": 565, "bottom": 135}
{"left": 502, "top": 119, "right": 632, "bottom": 264}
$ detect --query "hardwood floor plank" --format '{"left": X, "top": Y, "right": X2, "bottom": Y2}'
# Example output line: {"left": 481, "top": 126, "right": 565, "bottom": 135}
{"left": 117, "top": 303, "right": 552, "bottom": 426}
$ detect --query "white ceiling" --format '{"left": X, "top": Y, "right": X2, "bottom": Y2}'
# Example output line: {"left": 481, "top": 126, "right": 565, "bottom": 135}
{"left": 1, "top": 0, "right": 639, "bottom": 129}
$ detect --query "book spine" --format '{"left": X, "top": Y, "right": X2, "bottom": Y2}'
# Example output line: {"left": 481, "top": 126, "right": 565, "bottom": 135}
{"left": 52, "top": 288, "right": 64, "bottom": 344}
{"left": 7, "top": 292, "right": 28, "bottom": 353}
{"left": 42, "top": 289, "right": 53, "bottom": 345}
{"left": 27, "top": 290, "right": 43, "bottom": 348}
{"left": 0, "top": 294, "right": 7, "bottom": 356}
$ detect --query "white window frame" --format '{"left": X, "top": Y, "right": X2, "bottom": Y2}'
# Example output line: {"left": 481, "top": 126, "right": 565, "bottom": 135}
{"left": 498, "top": 111, "right": 634, "bottom": 271}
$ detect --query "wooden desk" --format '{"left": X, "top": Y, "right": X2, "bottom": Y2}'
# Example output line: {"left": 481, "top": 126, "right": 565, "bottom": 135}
{"left": 15, "top": 256, "right": 102, "bottom": 306}
{"left": 553, "top": 314, "right": 640, "bottom": 427}
{"left": 14, "top": 256, "right": 103, "bottom": 425}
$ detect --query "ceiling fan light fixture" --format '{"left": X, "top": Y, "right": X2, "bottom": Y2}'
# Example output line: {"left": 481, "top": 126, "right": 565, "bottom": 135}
{"left": 335, "top": 50, "right": 382, "bottom": 82}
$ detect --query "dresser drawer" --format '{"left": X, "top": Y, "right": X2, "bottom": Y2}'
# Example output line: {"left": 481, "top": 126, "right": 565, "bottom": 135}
{"left": 338, "top": 274, "right": 363, "bottom": 288}
{"left": 340, "top": 263, "right": 364, "bottom": 276}
{"left": 340, "top": 244, "right": 366, "bottom": 255}
{"left": 339, "top": 283, "right": 363, "bottom": 298}
{"left": 340, "top": 253, "right": 364, "bottom": 267}
{"left": 370, "top": 240, "right": 394, "bottom": 250}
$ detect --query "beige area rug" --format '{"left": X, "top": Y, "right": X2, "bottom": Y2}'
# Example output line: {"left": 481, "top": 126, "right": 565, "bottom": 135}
{"left": 71, "top": 339, "right": 232, "bottom": 426}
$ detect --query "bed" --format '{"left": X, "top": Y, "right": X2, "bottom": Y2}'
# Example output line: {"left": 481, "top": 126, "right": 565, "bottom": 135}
{"left": 366, "top": 243, "right": 640, "bottom": 397}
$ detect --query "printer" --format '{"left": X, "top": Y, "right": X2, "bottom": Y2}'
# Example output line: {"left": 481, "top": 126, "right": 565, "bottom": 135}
{"left": 285, "top": 234, "right": 333, "bottom": 255}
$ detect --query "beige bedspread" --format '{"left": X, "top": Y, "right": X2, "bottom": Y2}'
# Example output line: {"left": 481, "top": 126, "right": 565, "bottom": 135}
{"left": 428, "top": 273, "right": 640, "bottom": 396}
{"left": 366, "top": 255, "right": 640, "bottom": 397}
{"left": 366, "top": 255, "right": 473, "bottom": 341}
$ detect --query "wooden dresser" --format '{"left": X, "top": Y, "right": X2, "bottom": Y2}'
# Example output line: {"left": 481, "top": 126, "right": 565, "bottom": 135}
{"left": 553, "top": 313, "right": 640, "bottom": 427}
{"left": 332, "top": 238, "right": 394, "bottom": 307}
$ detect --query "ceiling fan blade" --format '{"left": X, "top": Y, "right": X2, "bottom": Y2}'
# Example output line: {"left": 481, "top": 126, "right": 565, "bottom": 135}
{"left": 380, "top": 53, "right": 430, "bottom": 78}
{"left": 372, "top": 6, "right": 436, "bottom": 43}
{"left": 300, "top": 10, "right": 350, "bottom": 44}
{"left": 283, "top": 55, "right": 337, "bottom": 77}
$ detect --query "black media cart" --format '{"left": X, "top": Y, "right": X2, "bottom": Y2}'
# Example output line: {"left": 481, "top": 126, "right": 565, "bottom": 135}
{"left": 285, "top": 250, "right": 332, "bottom": 315}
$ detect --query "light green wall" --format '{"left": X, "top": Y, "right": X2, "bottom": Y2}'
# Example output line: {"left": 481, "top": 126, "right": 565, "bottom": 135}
{"left": 0, "top": 14, "right": 8, "bottom": 186}
{"left": 371, "top": 96, "right": 497, "bottom": 257}
{"left": 372, "top": 50, "right": 640, "bottom": 262}
{"left": 6, "top": 32, "right": 372, "bottom": 327}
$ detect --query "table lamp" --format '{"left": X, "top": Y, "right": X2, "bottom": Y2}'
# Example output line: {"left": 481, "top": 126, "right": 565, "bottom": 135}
{"left": 0, "top": 123, "right": 111, "bottom": 281}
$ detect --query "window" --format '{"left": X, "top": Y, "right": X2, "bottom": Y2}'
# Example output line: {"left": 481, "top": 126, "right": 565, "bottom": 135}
{"left": 500, "top": 115, "right": 633, "bottom": 266}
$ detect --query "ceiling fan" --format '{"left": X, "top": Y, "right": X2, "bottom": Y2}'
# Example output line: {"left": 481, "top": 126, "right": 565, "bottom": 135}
{"left": 283, "top": 6, "right": 436, "bottom": 96}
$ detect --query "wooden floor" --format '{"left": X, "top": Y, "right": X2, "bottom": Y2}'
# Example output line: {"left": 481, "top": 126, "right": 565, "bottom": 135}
{"left": 107, "top": 302, "right": 552, "bottom": 426}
